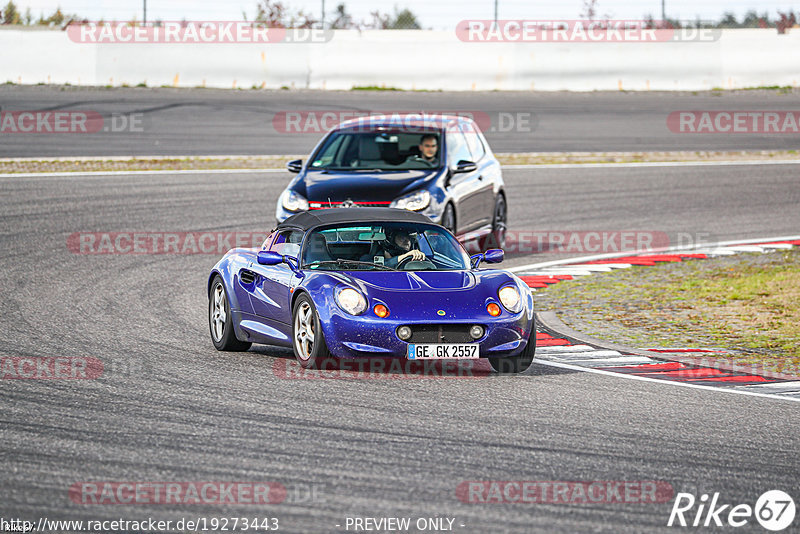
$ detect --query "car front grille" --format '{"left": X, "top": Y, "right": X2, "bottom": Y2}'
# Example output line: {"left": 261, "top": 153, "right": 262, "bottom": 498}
{"left": 406, "top": 324, "right": 474, "bottom": 343}
{"left": 309, "top": 201, "right": 392, "bottom": 209}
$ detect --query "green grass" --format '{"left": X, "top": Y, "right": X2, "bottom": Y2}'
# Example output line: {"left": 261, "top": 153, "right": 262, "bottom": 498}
{"left": 536, "top": 249, "right": 800, "bottom": 375}
{"left": 710, "top": 85, "right": 795, "bottom": 94}
{"left": 741, "top": 85, "right": 795, "bottom": 93}
{"left": 351, "top": 85, "right": 404, "bottom": 91}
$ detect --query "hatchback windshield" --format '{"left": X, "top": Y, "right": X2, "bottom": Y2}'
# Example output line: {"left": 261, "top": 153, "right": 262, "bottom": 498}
{"left": 301, "top": 222, "right": 470, "bottom": 271}
{"left": 309, "top": 130, "right": 442, "bottom": 171}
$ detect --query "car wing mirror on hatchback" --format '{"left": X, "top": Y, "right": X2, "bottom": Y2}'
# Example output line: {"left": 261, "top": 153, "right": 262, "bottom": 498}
{"left": 287, "top": 159, "right": 303, "bottom": 173}
{"left": 453, "top": 160, "right": 477, "bottom": 174}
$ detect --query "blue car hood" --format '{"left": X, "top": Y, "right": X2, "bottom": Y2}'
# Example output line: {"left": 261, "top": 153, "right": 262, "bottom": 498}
{"left": 295, "top": 169, "right": 437, "bottom": 202}
{"left": 346, "top": 270, "right": 477, "bottom": 291}
{"left": 301, "top": 269, "right": 523, "bottom": 322}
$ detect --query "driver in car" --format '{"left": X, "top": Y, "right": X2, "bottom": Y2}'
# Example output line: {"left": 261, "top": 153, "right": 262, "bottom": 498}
{"left": 407, "top": 134, "right": 439, "bottom": 166}
{"left": 382, "top": 229, "right": 426, "bottom": 268}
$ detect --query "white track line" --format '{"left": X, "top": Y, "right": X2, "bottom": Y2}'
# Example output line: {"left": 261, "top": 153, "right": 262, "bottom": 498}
{"left": 686, "top": 248, "right": 738, "bottom": 256}
{"left": 534, "top": 360, "right": 800, "bottom": 403}
{"left": 543, "top": 265, "right": 616, "bottom": 272}
{"left": 507, "top": 160, "right": 800, "bottom": 170}
{"left": 736, "top": 381, "right": 800, "bottom": 394}
{"left": 543, "top": 350, "right": 623, "bottom": 359}
{"left": 553, "top": 264, "right": 631, "bottom": 271}
{"left": 521, "top": 269, "right": 595, "bottom": 276}
{"left": 535, "top": 345, "right": 597, "bottom": 353}
{"left": 561, "top": 357, "right": 658, "bottom": 367}
{"left": 2, "top": 158, "right": 800, "bottom": 179}
{"left": 0, "top": 168, "right": 286, "bottom": 179}
{"left": 510, "top": 235, "right": 800, "bottom": 273}
{"left": 716, "top": 245, "right": 773, "bottom": 252}
{"left": 758, "top": 243, "right": 794, "bottom": 250}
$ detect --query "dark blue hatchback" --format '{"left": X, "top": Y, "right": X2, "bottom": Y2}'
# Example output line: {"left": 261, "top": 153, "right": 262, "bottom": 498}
{"left": 275, "top": 114, "right": 508, "bottom": 248}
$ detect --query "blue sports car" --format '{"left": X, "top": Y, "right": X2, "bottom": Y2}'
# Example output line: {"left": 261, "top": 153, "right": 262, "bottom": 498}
{"left": 208, "top": 208, "right": 535, "bottom": 373}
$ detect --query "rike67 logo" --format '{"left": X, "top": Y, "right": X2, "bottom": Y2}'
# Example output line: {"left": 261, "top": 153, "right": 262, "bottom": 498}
{"left": 668, "top": 490, "right": 795, "bottom": 531}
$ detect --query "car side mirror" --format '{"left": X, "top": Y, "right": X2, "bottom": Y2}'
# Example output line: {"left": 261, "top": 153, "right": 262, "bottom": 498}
{"left": 484, "top": 249, "right": 504, "bottom": 263}
{"left": 257, "top": 250, "right": 283, "bottom": 265}
{"left": 258, "top": 251, "right": 304, "bottom": 277}
{"left": 287, "top": 159, "right": 303, "bottom": 173}
{"left": 453, "top": 160, "right": 477, "bottom": 174}
{"left": 470, "top": 248, "right": 504, "bottom": 268}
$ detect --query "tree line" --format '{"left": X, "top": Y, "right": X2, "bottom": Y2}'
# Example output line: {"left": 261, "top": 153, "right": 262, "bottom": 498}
{"left": 1, "top": 1, "right": 797, "bottom": 32}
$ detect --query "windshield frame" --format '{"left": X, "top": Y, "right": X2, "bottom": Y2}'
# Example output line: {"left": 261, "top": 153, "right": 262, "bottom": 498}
{"left": 300, "top": 221, "right": 471, "bottom": 272}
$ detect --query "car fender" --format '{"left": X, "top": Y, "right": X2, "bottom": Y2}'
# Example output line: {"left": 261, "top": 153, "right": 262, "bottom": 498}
{"left": 294, "top": 271, "right": 376, "bottom": 341}
{"left": 208, "top": 248, "right": 259, "bottom": 315}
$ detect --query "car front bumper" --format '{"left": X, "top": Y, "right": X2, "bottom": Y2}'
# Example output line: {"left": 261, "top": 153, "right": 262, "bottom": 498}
{"left": 321, "top": 312, "right": 534, "bottom": 360}
{"left": 275, "top": 204, "right": 444, "bottom": 226}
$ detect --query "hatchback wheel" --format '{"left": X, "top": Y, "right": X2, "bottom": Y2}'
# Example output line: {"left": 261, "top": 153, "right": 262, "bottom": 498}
{"left": 490, "top": 194, "right": 507, "bottom": 249}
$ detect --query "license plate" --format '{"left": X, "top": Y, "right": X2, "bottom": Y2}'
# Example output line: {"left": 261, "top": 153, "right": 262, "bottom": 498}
{"left": 407, "top": 343, "right": 479, "bottom": 360}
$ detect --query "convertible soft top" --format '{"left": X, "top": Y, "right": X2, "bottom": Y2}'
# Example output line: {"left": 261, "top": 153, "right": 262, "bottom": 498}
{"left": 278, "top": 207, "right": 433, "bottom": 231}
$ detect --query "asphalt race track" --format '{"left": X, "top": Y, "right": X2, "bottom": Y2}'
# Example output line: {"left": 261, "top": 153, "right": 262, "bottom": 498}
{"left": 1, "top": 157, "right": 799, "bottom": 532}
{"left": 3, "top": 86, "right": 800, "bottom": 156}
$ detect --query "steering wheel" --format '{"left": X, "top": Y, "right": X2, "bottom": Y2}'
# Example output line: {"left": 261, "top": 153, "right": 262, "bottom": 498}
{"left": 396, "top": 256, "right": 436, "bottom": 270}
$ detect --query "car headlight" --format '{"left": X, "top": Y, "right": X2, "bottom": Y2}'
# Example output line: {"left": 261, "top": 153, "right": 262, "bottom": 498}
{"left": 498, "top": 285, "right": 521, "bottom": 313}
{"left": 335, "top": 287, "right": 367, "bottom": 315}
{"left": 281, "top": 190, "right": 309, "bottom": 212}
{"left": 390, "top": 190, "right": 430, "bottom": 211}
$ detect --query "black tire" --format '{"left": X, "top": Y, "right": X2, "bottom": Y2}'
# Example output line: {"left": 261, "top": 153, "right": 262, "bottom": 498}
{"left": 292, "top": 293, "right": 333, "bottom": 369}
{"left": 475, "top": 195, "right": 507, "bottom": 252}
{"left": 441, "top": 203, "right": 456, "bottom": 234}
{"left": 492, "top": 194, "right": 507, "bottom": 249}
{"left": 489, "top": 333, "right": 535, "bottom": 374}
{"left": 209, "top": 276, "right": 252, "bottom": 352}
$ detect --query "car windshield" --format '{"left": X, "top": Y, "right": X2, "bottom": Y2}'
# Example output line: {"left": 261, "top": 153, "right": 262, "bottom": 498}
{"left": 308, "top": 130, "right": 442, "bottom": 171}
{"left": 301, "top": 222, "right": 470, "bottom": 271}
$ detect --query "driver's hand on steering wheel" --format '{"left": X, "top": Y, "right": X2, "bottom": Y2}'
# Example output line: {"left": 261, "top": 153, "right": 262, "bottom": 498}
{"left": 398, "top": 250, "right": 425, "bottom": 262}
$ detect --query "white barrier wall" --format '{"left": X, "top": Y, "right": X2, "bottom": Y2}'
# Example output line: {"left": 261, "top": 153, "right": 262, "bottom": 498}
{"left": 2, "top": 28, "right": 799, "bottom": 91}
